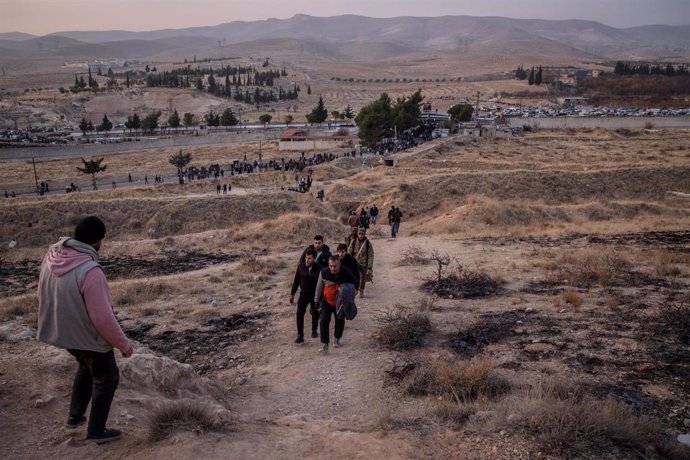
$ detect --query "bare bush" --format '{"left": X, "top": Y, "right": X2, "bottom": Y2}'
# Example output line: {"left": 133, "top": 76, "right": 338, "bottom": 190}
{"left": 147, "top": 401, "right": 226, "bottom": 442}
{"left": 372, "top": 306, "right": 431, "bottom": 351}
{"left": 423, "top": 264, "right": 505, "bottom": 298}
{"left": 397, "top": 245, "right": 430, "bottom": 266}
{"left": 656, "top": 299, "right": 690, "bottom": 344}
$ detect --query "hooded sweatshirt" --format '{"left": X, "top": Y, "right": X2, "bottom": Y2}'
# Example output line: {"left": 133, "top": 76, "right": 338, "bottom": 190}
{"left": 37, "top": 237, "right": 131, "bottom": 354}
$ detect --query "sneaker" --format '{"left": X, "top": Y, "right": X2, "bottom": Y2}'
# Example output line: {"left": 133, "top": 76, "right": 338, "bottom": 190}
{"left": 311, "top": 331, "right": 318, "bottom": 338}
{"left": 334, "top": 339, "right": 343, "bottom": 348}
{"left": 294, "top": 335, "right": 304, "bottom": 343}
{"left": 65, "top": 415, "right": 86, "bottom": 429}
{"left": 86, "top": 428, "right": 122, "bottom": 444}
{"left": 319, "top": 344, "right": 329, "bottom": 353}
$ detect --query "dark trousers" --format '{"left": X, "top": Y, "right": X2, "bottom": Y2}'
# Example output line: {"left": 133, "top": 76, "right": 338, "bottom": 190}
{"left": 319, "top": 304, "right": 344, "bottom": 344}
{"left": 296, "top": 292, "right": 319, "bottom": 337}
{"left": 67, "top": 349, "right": 120, "bottom": 436}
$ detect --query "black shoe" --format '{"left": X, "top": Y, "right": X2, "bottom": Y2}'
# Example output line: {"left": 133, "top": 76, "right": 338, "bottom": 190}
{"left": 86, "top": 428, "right": 122, "bottom": 444}
{"left": 311, "top": 331, "right": 318, "bottom": 338}
{"left": 295, "top": 335, "right": 304, "bottom": 343}
{"left": 66, "top": 415, "right": 86, "bottom": 429}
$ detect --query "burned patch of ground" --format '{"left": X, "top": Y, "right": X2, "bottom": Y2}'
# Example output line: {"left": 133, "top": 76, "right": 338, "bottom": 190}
{"left": 449, "top": 310, "right": 543, "bottom": 358}
{"left": 125, "top": 312, "right": 269, "bottom": 375}
{"left": 422, "top": 267, "right": 505, "bottom": 299}
{"left": 0, "top": 251, "right": 243, "bottom": 297}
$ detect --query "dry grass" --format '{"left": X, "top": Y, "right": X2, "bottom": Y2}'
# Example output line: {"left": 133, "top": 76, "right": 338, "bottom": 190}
{"left": 553, "top": 288, "right": 584, "bottom": 312}
{"left": 0, "top": 294, "right": 37, "bottom": 323}
{"left": 111, "top": 280, "right": 179, "bottom": 307}
{"left": 542, "top": 248, "right": 631, "bottom": 288}
{"left": 147, "top": 400, "right": 226, "bottom": 442}
{"left": 481, "top": 377, "right": 690, "bottom": 458}
{"left": 389, "top": 354, "right": 508, "bottom": 405}
{"left": 651, "top": 251, "right": 687, "bottom": 278}
{"left": 372, "top": 306, "right": 431, "bottom": 351}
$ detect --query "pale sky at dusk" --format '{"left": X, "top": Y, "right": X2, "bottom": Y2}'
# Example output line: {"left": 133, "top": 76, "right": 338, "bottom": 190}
{"left": 1, "top": 0, "right": 688, "bottom": 35}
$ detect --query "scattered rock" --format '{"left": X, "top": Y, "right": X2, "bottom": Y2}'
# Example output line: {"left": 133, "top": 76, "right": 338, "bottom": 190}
{"left": 678, "top": 434, "right": 690, "bottom": 447}
{"left": 33, "top": 395, "right": 54, "bottom": 408}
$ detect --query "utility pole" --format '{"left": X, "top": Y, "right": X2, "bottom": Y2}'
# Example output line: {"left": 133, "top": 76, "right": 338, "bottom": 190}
{"left": 31, "top": 157, "right": 39, "bottom": 191}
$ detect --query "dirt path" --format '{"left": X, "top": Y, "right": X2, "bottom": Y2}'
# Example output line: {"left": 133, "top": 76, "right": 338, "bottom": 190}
{"left": 219, "top": 231, "right": 430, "bottom": 458}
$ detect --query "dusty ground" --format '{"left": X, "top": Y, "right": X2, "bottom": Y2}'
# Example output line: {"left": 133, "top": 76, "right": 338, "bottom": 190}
{"left": 1, "top": 131, "right": 689, "bottom": 459}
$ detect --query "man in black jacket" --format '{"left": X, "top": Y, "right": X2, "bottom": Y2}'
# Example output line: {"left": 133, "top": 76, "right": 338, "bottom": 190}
{"left": 336, "top": 243, "right": 360, "bottom": 289}
{"left": 290, "top": 248, "right": 323, "bottom": 342}
{"left": 300, "top": 234, "right": 331, "bottom": 267}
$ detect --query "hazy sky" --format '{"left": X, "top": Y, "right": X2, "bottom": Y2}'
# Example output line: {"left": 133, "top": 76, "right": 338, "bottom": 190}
{"left": 1, "top": 0, "right": 689, "bottom": 35}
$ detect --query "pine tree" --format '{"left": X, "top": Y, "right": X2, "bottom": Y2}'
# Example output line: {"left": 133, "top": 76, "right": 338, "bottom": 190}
{"left": 97, "top": 114, "right": 113, "bottom": 132}
{"left": 126, "top": 72, "right": 130, "bottom": 88}
{"left": 307, "top": 96, "right": 328, "bottom": 124}
{"left": 168, "top": 109, "right": 181, "bottom": 128}
{"left": 535, "top": 66, "right": 543, "bottom": 85}
{"left": 528, "top": 67, "right": 535, "bottom": 86}
{"left": 307, "top": 84, "right": 312, "bottom": 95}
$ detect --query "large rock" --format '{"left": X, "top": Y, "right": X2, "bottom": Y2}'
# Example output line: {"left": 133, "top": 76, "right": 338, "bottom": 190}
{"left": 120, "top": 347, "right": 224, "bottom": 400}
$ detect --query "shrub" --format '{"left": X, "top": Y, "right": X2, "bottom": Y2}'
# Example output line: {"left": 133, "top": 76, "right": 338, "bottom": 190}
{"left": 397, "top": 245, "right": 430, "bottom": 266}
{"left": 553, "top": 288, "right": 583, "bottom": 311}
{"left": 147, "top": 401, "right": 225, "bottom": 442}
{"left": 372, "top": 306, "right": 431, "bottom": 350}
{"left": 485, "top": 378, "right": 689, "bottom": 458}
{"left": 543, "top": 249, "right": 630, "bottom": 288}
{"left": 395, "top": 355, "right": 508, "bottom": 404}
{"left": 423, "top": 264, "right": 504, "bottom": 298}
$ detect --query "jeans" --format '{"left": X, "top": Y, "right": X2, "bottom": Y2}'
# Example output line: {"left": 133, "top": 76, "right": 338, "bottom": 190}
{"left": 296, "top": 292, "right": 319, "bottom": 336}
{"left": 391, "top": 221, "right": 400, "bottom": 238}
{"left": 319, "top": 304, "right": 344, "bottom": 344}
{"left": 67, "top": 349, "right": 120, "bottom": 436}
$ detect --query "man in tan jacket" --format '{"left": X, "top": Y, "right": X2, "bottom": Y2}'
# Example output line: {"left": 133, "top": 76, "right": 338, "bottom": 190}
{"left": 348, "top": 227, "right": 374, "bottom": 297}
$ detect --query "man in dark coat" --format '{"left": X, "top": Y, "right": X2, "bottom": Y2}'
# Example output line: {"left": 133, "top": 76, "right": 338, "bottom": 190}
{"left": 299, "top": 234, "right": 331, "bottom": 267}
{"left": 290, "top": 248, "right": 323, "bottom": 342}
{"left": 336, "top": 243, "right": 360, "bottom": 289}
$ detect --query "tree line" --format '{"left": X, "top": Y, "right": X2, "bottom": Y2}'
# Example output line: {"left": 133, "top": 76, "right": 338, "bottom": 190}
{"left": 613, "top": 61, "right": 689, "bottom": 77}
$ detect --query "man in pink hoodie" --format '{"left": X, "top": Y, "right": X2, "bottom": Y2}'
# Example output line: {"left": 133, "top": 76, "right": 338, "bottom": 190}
{"left": 37, "top": 216, "right": 134, "bottom": 444}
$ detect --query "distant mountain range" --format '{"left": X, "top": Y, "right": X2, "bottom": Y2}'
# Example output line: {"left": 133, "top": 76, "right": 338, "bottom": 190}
{"left": 1, "top": 14, "right": 689, "bottom": 61}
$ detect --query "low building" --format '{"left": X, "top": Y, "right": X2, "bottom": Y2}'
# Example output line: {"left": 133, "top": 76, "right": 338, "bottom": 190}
{"left": 279, "top": 129, "right": 353, "bottom": 151}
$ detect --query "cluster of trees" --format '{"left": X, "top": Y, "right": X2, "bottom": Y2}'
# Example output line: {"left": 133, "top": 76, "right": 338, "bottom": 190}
{"left": 144, "top": 64, "right": 295, "bottom": 104}
{"left": 613, "top": 61, "right": 690, "bottom": 77}
{"left": 354, "top": 90, "right": 424, "bottom": 146}
{"left": 515, "top": 65, "right": 543, "bottom": 85}
{"left": 448, "top": 103, "right": 474, "bottom": 122}
{"left": 203, "top": 108, "right": 239, "bottom": 127}
{"left": 331, "top": 77, "right": 458, "bottom": 83}
{"left": 579, "top": 73, "right": 690, "bottom": 100}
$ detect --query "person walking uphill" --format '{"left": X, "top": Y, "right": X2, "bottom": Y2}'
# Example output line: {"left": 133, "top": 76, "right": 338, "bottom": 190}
{"left": 300, "top": 234, "right": 331, "bottom": 268}
{"left": 290, "top": 248, "right": 323, "bottom": 342}
{"left": 314, "top": 256, "right": 357, "bottom": 353}
{"left": 37, "top": 216, "right": 134, "bottom": 445}
{"left": 348, "top": 227, "right": 374, "bottom": 297}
